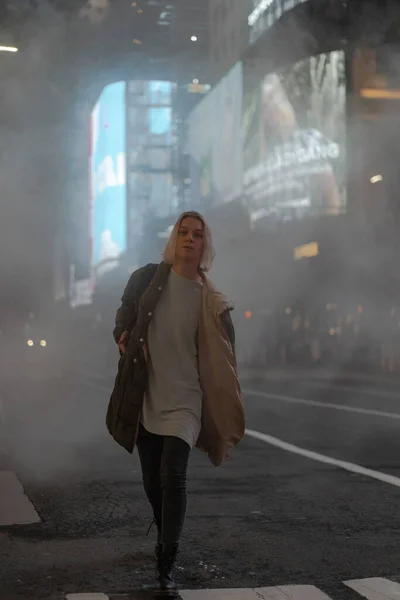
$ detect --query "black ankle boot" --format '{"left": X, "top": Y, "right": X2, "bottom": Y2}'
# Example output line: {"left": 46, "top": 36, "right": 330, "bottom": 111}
{"left": 154, "top": 542, "right": 179, "bottom": 597}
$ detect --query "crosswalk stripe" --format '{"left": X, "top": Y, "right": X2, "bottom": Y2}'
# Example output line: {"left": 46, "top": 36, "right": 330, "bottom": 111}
{"left": 181, "top": 585, "right": 332, "bottom": 599}
{"left": 47, "top": 578, "right": 400, "bottom": 600}
{"left": 344, "top": 577, "right": 400, "bottom": 599}
{"left": 181, "top": 591, "right": 256, "bottom": 599}
{"left": 273, "top": 585, "right": 332, "bottom": 599}
{"left": 66, "top": 595, "right": 110, "bottom": 600}
{"left": 181, "top": 590, "right": 265, "bottom": 599}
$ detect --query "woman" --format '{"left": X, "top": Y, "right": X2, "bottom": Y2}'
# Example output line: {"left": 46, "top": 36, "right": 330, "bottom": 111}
{"left": 106, "top": 211, "right": 245, "bottom": 597}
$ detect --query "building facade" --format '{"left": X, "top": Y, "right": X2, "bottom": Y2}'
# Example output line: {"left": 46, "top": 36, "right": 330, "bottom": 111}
{"left": 208, "top": 0, "right": 252, "bottom": 84}
{"left": 194, "top": 0, "right": 400, "bottom": 368}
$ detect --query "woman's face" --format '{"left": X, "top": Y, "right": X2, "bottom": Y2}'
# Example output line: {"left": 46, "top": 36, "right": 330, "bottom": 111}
{"left": 174, "top": 217, "right": 205, "bottom": 265}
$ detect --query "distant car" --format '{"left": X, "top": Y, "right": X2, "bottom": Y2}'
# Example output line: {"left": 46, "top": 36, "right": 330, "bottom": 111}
{"left": 22, "top": 322, "right": 51, "bottom": 356}
{"left": 0, "top": 320, "right": 53, "bottom": 381}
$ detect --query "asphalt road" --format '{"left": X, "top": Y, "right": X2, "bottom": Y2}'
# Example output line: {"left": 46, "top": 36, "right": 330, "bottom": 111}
{"left": 2, "top": 355, "right": 400, "bottom": 600}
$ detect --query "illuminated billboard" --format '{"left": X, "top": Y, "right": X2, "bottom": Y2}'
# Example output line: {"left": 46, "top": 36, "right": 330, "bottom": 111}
{"left": 188, "top": 62, "right": 243, "bottom": 210}
{"left": 90, "top": 81, "right": 127, "bottom": 274}
{"left": 243, "top": 50, "right": 347, "bottom": 227}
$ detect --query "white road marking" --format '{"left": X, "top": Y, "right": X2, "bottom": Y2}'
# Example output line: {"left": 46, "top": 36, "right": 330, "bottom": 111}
{"left": 344, "top": 577, "right": 400, "bottom": 599}
{"left": 86, "top": 377, "right": 400, "bottom": 419}
{"left": 66, "top": 595, "right": 109, "bottom": 600}
{"left": 292, "top": 379, "right": 400, "bottom": 400}
{"left": 245, "top": 429, "right": 400, "bottom": 489}
{"left": 0, "top": 470, "right": 41, "bottom": 525}
{"left": 58, "top": 579, "right": 400, "bottom": 599}
{"left": 181, "top": 590, "right": 261, "bottom": 599}
{"left": 274, "top": 585, "right": 333, "bottom": 599}
{"left": 180, "top": 587, "right": 332, "bottom": 599}
{"left": 241, "top": 370, "right": 400, "bottom": 397}
{"left": 243, "top": 389, "right": 400, "bottom": 420}
{"left": 86, "top": 379, "right": 400, "bottom": 488}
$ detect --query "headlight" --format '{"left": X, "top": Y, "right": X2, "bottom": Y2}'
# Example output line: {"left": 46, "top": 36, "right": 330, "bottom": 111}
{"left": 40, "top": 340, "right": 47, "bottom": 347}
{"left": 27, "top": 340, "right": 34, "bottom": 347}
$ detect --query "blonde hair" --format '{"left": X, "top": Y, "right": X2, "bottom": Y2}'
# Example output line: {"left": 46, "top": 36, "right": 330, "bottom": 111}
{"left": 163, "top": 211, "right": 215, "bottom": 272}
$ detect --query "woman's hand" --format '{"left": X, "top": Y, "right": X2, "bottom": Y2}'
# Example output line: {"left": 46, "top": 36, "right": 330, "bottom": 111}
{"left": 118, "top": 331, "right": 130, "bottom": 354}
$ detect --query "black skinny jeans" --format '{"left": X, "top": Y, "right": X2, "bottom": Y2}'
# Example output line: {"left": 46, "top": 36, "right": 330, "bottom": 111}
{"left": 136, "top": 423, "right": 191, "bottom": 545}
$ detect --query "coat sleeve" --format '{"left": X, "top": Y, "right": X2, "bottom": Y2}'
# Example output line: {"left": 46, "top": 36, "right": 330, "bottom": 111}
{"left": 219, "top": 309, "right": 236, "bottom": 359}
{"left": 113, "top": 272, "right": 138, "bottom": 343}
{"left": 113, "top": 264, "right": 157, "bottom": 343}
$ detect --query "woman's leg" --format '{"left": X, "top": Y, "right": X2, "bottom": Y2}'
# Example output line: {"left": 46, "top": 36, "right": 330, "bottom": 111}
{"left": 154, "top": 435, "right": 190, "bottom": 595}
{"left": 136, "top": 424, "right": 164, "bottom": 537}
{"left": 160, "top": 436, "right": 191, "bottom": 544}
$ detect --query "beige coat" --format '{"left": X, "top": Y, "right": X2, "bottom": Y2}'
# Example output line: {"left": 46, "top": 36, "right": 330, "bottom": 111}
{"left": 196, "top": 276, "right": 245, "bottom": 466}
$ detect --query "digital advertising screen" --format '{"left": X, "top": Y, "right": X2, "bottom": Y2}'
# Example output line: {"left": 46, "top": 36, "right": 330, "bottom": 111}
{"left": 242, "top": 50, "right": 347, "bottom": 227}
{"left": 188, "top": 62, "right": 243, "bottom": 210}
{"left": 90, "top": 81, "right": 127, "bottom": 273}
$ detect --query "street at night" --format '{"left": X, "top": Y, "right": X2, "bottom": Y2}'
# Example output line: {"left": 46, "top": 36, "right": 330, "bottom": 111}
{"left": 2, "top": 360, "right": 400, "bottom": 600}
{"left": 2, "top": 0, "right": 400, "bottom": 599}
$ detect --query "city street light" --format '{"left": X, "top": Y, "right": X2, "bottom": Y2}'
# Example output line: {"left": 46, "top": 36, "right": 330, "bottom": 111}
{"left": 0, "top": 46, "right": 18, "bottom": 53}
{"left": 370, "top": 175, "right": 383, "bottom": 184}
